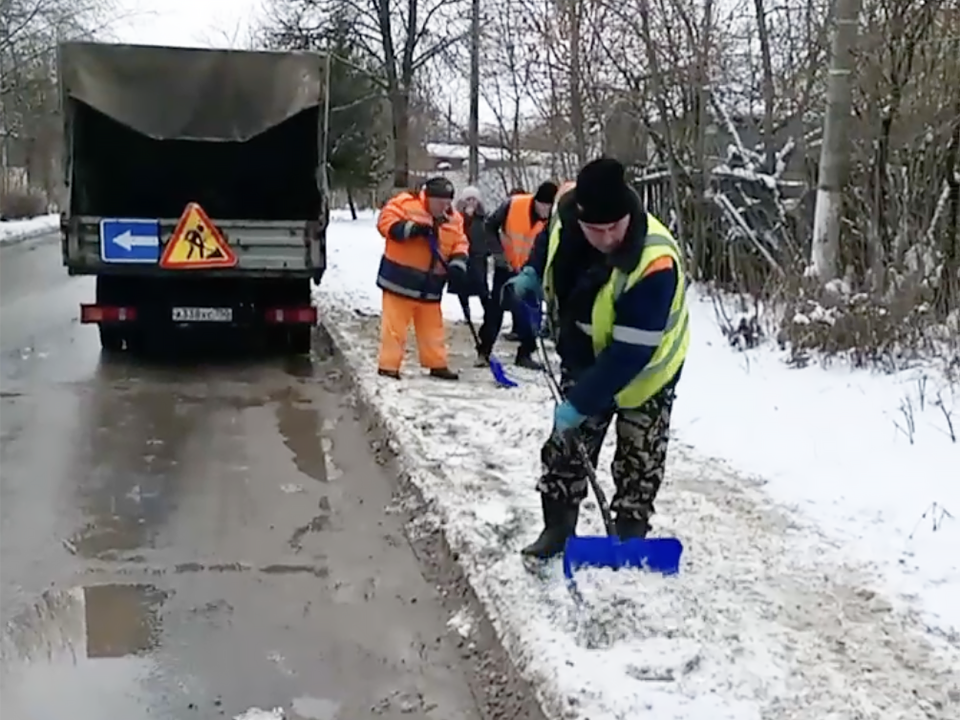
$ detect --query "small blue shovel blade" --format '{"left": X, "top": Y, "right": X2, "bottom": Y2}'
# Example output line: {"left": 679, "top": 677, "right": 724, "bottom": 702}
{"left": 562, "top": 536, "right": 684, "bottom": 580}
{"left": 488, "top": 357, "right": 518, "bottom": 388}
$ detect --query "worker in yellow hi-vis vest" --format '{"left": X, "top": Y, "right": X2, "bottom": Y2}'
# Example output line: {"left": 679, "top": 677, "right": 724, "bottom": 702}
{"left": 503, "top": 158, "right": 690, "bottom": 560}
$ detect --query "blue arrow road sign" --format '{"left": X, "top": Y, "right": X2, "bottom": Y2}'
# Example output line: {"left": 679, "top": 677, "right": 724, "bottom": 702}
{"left": 100, "top": 218, "right": 161, "bottom": 263}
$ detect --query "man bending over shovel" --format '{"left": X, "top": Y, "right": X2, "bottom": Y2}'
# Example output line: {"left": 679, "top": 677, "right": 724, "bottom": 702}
{"left": 505, "top": 158, "right": 691, "bottom": 559}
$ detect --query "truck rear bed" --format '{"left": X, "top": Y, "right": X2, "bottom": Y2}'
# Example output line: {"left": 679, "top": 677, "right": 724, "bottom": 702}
{"left": 58, "top": 42, "right": 329, "bottom": 280}
{"left": 56, "top": 42, "right": 331, "bottom": 354}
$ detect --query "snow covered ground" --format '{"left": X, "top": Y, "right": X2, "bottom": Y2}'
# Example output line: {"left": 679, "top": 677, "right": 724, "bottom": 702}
{"left": 0, "top": 214, "right": 59, "bottom": 245}
{"left": 314, "top": 210, "right": 960, "bottom": 720}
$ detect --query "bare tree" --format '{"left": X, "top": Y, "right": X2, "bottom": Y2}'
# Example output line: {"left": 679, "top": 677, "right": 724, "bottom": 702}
{"left": 1, "top": 0, "right": 117, "bottom": 208}
{"left": 271, "top": 0, "right": 468, "bottom": 189}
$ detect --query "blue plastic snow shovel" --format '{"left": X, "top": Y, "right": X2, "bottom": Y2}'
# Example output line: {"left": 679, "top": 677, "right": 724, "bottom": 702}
{"left": 430, "top": 237, "right": 516, "bottom": 388}
{"left": 524, "top": 301, "right": 684, "bottom": 581}
{"left": 464, "top": 313, "right": 517, "bottom": 389}
{"left": 559, "top": 425, "right": 683, "bottom": 581}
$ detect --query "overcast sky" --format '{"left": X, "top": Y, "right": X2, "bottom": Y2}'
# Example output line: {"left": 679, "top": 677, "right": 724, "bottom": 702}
{"left": 109, "top": 0, "right": 262, "bottom": 49}
{"left": 106, "top": 0, "right": 496, "bottom": 133}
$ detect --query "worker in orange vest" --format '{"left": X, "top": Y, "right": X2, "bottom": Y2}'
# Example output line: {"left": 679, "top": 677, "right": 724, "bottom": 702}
{"left": 375, "top": 177, "right": 469, "bottom": 381}
{"left": 478, "top": 181, "right": 559, "bottom": 369}
{"left": 500, "top": 185, "right": 529, "bottom": 341}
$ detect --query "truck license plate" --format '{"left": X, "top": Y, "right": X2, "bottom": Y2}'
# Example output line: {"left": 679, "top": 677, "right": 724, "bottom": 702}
{"left": 171, "top": 307, "right": 233, "bottom": 322}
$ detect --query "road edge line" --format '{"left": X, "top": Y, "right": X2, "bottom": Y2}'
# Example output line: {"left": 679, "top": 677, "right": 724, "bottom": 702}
{"left": 314, "top": 302, "right": 557, "bottom": 720}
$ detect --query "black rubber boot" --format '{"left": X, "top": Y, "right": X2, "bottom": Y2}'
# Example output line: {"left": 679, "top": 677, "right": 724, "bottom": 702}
{"left": 429, "top": 367, "right": 460, "bottom": 381}
{"left": 474, "top": 343, "right": 492, "bottom": 367}
{"left": 515, "top": 352, "right": 543, "bottom": 370}
{"left": 504, "top": 331, "right": 521, "bottom": 342}
{"left": 614, "top": 515, "right": 651, "bottom": 540}
{"left": 378, "top": 368, "right": 401, "bottom": 380}
{"left": 520, "top": 496, "right": 579, "bottom": 560}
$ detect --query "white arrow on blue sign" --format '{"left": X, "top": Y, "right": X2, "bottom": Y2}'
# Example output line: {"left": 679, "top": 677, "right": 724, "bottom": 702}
{"left": 99, "top": 218, "right": 161, "bottom": 264}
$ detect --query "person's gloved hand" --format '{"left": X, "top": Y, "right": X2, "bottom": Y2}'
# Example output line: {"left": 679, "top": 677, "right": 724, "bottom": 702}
{"left": 446, "top": 257, "right": 468, "bottom": 286}
{"left": 493, "top": 254, "right": 512, "bottom": 271}
{"left": 552, "top": 400, "right": 586, "bottom": 437}
{"left": 501, "top": 266, "right": 542, "bottom": 305}
{"left": 407, "top": 222, "right": 435, "bottom": 239}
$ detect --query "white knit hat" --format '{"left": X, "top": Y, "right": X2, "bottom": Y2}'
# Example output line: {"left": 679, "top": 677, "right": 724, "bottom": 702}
{"left": 459, "top": 185, "right": 482, "bottom": 202}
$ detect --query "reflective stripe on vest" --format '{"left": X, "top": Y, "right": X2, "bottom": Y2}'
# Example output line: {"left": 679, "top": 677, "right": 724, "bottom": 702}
{"left": 544, "top": 212, "right": 690, "bottom": 409}
{"left": 500, "top": 195, "right": 545, "bottom": 271}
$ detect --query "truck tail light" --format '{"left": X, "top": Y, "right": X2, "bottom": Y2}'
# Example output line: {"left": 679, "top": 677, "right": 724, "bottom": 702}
{"left": 265, "top": 306, "right": 317, "bottom": 325}
{"left": 80, "top": 304, "right": 137, "bottom": 323}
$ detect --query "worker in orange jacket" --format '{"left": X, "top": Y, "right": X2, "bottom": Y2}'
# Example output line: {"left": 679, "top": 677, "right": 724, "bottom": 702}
{"left": 375, "top": 177, "right": 469, "bottom": 381}
{"left": 478, "top": 181, "right": 558, "bottom": 369}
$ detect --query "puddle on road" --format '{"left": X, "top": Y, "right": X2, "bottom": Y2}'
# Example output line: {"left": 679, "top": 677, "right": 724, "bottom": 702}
{"left": 1, "top": 583, "right": 169, "bottom": 718}
{"left": 290, "top": 695, "right": 342, "bottom": 720}
{"left": 276, "top": 397, "right": 327, "bottom": 483}
{"left": 66, "top": 515, "right": 151, "bottom": 558}
{"left": 274, "top": 386, "right": 346, "bottom": 490}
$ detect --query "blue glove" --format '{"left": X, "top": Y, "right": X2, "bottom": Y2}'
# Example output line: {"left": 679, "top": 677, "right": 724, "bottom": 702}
{"left": 553, "top": 400, "right": 586, "bottom": 436}
{"left": 501, "top": 266, "right": 542, "bottom": 306}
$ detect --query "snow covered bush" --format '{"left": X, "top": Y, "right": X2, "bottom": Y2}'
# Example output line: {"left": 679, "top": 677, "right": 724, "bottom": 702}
{"left": 777, "top": 275, "right": 960, "bottom": 379}
{"left": 0, "top": 190, "right": 46, "bottom": 220}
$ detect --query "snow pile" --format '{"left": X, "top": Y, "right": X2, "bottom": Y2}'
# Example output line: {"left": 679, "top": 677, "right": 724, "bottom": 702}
{"left": 313, "top": 212, "right": 960, "bottom": 720}
{"left": 233, "top": 709, "right": 283, "bottom": 720}
{"left": 0, "top": 213, "right": 59, "bottom": 245}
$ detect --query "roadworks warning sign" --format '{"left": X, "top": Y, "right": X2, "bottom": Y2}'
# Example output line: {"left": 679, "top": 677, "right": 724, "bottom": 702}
{"left": 159, "top": 203, "right": 237, "bottom": 269}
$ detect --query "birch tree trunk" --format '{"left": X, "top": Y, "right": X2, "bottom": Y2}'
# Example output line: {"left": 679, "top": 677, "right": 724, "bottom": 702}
{"left": 809, "top": 0, "right": 862, "bottom": 282}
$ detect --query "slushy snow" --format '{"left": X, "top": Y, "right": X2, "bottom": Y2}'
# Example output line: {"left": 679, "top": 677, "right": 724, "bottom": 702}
{"left": 314, "top": 210, "right": 960, "bottom": 719}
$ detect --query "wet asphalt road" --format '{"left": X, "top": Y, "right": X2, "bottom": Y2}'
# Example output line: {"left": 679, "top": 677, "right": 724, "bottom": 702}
{"left": 0, "top": 235, "right": 539, "bottom": 720}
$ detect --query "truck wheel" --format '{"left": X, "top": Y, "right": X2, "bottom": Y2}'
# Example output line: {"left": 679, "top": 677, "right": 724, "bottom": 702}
{"left": 286, "top": 326, "right": 312, "bottom": 355}
{"left": 99, "top": 325, "right": 125, "bottom": 352}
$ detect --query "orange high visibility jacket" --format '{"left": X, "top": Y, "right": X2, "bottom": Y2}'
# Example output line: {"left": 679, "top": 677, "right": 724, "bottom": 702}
{"left": 500, "top": 194, "right": 546, "bottom": 271}
{"left": 376, "top": 190, "right": 469, "bottom": 303}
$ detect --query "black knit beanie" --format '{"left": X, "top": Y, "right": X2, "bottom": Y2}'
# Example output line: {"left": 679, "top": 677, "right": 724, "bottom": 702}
{"left": 574, "top": 158, "right": 631, "bottom": 224}
{"left": 423, "top": 176, "right": 455, "bottom": 199}
{"left": 533, "top": 181, "right": 559, "bottom": 205}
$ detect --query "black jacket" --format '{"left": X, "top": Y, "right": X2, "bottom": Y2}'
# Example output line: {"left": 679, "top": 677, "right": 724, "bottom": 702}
{"left": 526, "top": 188, "right": 650, "bottom": 371}
{"left": 463, "top": 208, "right": 491, "bottom": 258}
{"left": 447, "top": 205, "right": 491, "bottom": 298}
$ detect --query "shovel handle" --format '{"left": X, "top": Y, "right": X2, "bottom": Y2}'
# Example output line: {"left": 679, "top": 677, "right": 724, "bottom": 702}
{"left": 530, "top": 320, "right": 618, "bottom": 537}
{"left": 568, "top": 436, "right": 617, "bottom": 536}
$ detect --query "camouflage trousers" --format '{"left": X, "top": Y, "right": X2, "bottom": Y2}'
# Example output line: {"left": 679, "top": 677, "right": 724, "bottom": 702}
{"left": 536, "top": 379, "right": 676, "bottom": 521}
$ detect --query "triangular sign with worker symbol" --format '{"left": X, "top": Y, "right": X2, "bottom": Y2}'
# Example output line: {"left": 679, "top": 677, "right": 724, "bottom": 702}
{"left": 159, "top": 202, "right": 237, "bottom": 269}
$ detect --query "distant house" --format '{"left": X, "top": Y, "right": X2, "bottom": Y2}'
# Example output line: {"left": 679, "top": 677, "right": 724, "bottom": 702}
{"left": 420, "top": 142, "right": 575, "bottom": 172}
{"left": 413, "top": 142, "right": 564, "bottom": 206}
{"left": 420, "top": 143, "right": 513, "bottom": 172}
